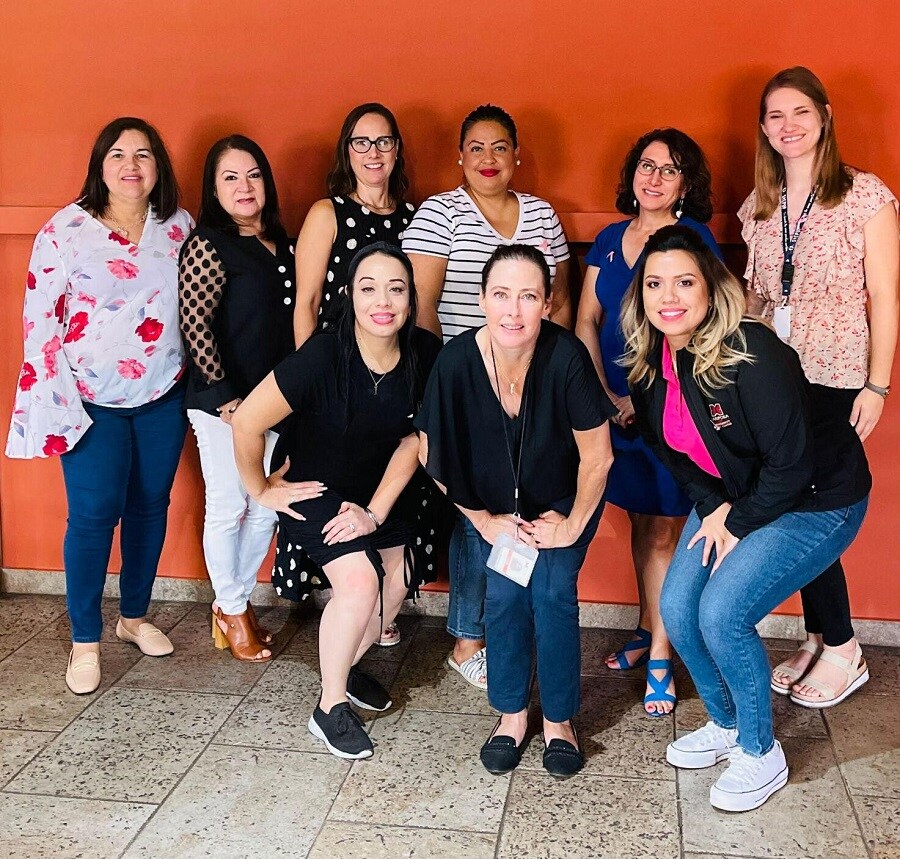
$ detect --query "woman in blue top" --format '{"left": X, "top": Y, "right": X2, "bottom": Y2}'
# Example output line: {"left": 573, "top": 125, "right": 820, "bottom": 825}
{"left": 575, "top": 128, "right": 722, "bottom": 716}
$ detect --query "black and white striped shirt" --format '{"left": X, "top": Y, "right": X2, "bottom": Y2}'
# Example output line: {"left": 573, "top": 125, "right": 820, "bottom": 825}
{"left": 402, "top": 187, "right": 569, "bottom": 341}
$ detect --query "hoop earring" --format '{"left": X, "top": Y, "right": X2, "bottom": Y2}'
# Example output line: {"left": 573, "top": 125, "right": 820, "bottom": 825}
{"left": 674, "top": 197, "right": 684, "bottom": 219}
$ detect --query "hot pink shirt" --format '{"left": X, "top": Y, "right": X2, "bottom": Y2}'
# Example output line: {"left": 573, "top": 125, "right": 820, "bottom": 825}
{"left": 661, "top": 339, "right": 721, "bottom": 478}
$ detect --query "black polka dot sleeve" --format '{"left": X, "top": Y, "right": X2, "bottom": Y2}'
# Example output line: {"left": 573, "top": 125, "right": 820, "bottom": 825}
{"left": 178, "top": 234, "right": 233, "bottom": 395}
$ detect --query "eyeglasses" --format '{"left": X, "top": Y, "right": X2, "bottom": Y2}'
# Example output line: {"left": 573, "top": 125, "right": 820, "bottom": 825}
{"left": 636, "top": 159, "right": 681, "bottom": 181}
{"left": 348, "top": 136, "right": 397, "bottom": 154}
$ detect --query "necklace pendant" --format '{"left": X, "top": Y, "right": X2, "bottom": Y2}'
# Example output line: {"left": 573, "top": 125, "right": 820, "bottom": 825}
{"left": 509, "top": 382, "right": 515, "bottom": 394}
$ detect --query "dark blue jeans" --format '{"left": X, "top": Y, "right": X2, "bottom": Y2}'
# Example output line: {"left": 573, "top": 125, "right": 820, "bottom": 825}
{"left": 478, "top": 504, "right": 603, "bottom": 723}
{"left": 60, "top": 383, "right": 187, "bottom": 642}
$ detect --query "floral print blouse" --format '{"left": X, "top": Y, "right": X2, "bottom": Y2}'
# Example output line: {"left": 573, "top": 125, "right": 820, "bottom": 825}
{"left": 738, "top": 170, "right": 898, "bottom": 388}
{"left": 6, "top": 203, "right": 194, "bottom": 458}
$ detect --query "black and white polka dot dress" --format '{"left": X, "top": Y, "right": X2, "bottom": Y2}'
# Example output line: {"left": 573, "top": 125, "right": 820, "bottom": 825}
{"left": 317, "top": 195, "right": 416, "bottom": 331}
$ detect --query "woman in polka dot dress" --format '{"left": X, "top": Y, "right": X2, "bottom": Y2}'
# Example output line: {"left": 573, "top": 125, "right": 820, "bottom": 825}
{"left": 286, "top": 104, "right": 450, "bottom": 635}
{"left": 179, "top": 135, "right": 297, "bottom": 661}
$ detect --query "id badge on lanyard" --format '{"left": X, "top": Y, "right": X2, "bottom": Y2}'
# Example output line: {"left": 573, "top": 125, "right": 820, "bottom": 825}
{"left": 777, "top": 186, "right": 815, "bottom": 342}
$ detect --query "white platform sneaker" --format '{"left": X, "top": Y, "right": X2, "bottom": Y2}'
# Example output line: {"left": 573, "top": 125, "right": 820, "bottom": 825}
{"left": 666, "top": 721, "right": 738, "bottom": 769}
{"left": 709, "top": 739, "right": 788, "bottom": 812}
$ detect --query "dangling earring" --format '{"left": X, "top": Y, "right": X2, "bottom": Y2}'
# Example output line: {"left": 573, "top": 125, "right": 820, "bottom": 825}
{"left": 457, "top": 159, "right": 463, "bottom": 166}
{"left": 675, "top": 197, "right": 684, "bottom": 219}
{"left": 633, "top": 197, "right": 639, "bottom": 212}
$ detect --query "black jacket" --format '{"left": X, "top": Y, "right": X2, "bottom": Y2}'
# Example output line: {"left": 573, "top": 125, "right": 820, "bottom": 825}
{"left": 630, "top": 321, "right": 870, "bottom": 538}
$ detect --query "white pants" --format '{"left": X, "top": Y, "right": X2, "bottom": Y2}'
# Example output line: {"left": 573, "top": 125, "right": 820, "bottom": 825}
{"left": 188, "top": 409, "right": 278, "bottom": 615}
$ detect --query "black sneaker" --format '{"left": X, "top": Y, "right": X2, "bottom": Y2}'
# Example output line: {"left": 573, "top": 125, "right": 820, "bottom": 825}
{"left": 347, "top": 665, "right": 392, "bottom": 711}
{"left": 308, "top": 702, "right": 374, "bottom": 759}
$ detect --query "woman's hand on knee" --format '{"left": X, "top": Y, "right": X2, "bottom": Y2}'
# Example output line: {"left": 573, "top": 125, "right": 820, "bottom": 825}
{"left": 687, "top": 502, "right": 739, "bottom": 572}
{"left": 256, "top": 458, "right": 324, "bottom": 519}
{"left": 322, "top": 501, "right": 375, "bottom": 545}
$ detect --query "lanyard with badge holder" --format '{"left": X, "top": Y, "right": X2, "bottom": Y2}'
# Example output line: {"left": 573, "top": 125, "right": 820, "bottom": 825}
{"left": 774, "top": 185, "right": 816, "bottom": 341}
{"left": 484, "top": 341, "right": 539, "bottom": 587}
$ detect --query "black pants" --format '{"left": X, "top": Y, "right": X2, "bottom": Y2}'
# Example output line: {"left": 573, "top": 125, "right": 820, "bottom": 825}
{"left": 801, "top": 385, "right": 865, "bottom": 646}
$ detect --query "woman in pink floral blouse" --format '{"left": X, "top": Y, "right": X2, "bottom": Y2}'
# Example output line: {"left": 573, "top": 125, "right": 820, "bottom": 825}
{"left": 740, "top": 67, "right": 899, "bottom": 708}
{"left": 6, "top": 117, "right": 194, "bottom": 695}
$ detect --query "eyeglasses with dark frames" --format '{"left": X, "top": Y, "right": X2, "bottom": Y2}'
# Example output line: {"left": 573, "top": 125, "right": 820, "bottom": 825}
{"left": 348, "top": 136, "right": 397, "bottom": 154}
{"left": 636, "top": 159, "right": 681, "bottom": 181}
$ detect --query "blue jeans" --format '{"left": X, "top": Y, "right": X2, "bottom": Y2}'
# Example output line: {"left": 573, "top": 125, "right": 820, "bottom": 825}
{"left": 60, "top": 384, "right": 187, "bottom": 642}
{"left": 447, "top": 513, "right": 486, "bottom": 640}
{"left": 477, "top": 506, "right": 602, "bottom": 722}
{"left": 661, "top": 498, "right": 868, "bottom": 756}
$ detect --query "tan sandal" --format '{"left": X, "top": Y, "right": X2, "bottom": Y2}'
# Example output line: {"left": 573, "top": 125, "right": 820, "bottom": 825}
{"left": 770, "top": 640, "right": 821, "bottom": 695}
{"left": 246, "top": 604, "right": 273, "bottom": 645}
{"left": 211, "top": 607, "right": 272, "bottom": 662}
{"left": 789, "top": 642, "right": 868, "bottom": 709}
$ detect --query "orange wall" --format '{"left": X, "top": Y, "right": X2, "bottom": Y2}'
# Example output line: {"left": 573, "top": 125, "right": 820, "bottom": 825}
{"left": 1, "top": 2, "right": 898, "bottom": 619}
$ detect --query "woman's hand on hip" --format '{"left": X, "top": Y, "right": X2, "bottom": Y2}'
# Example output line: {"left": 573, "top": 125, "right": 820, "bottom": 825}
{"left": 687, "top": 502, "right": 739, "bottom": 572}
{"left": 528, "top": 510, "right": 577, "bottom": 548}
{"left": 255, "top": 458, "right": 324, "bottom": 519}
{"left": 217, "top": 398, "right": 242, "bottom": 425}
{"left": 850, "top": 387, "right": 885, "bottom": 442}
{"left": 323, "top": 501, "right": 375, "bottom": 545}
{"left": 476, "top": 513, "right": 537, "bottom": 548}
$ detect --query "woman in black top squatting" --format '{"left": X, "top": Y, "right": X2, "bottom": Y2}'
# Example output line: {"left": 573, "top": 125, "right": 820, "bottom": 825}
{"left": 232, "top": 243, "right": 441, "bottom": 760}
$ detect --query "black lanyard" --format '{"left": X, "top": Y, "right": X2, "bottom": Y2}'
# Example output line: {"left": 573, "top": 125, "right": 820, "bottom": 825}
{"left": 780, "top": 185, "right": 816, "bottom": 298}
{"left": 490, "top": 341, "right": 528, "bottom": 522}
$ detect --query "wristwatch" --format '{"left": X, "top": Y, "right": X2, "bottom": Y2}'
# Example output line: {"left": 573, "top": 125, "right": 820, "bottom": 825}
{"left": 864, "top": 381, "right": 891, "bottom": 398}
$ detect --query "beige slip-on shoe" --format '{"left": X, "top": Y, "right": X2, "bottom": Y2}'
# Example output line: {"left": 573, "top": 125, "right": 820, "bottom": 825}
{"left": 66, "top": 649, "right": 101, "bottom": 695}
{"left": 115, "top": 619, "right": 174, "bottom": 657}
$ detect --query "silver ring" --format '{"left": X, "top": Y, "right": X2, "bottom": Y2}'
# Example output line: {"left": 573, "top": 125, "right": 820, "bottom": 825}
{"left": 349, "top": 523, "right": 356, "bottom": 532}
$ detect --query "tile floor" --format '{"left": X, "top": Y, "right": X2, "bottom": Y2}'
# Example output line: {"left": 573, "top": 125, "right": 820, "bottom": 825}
{"left": 0, "top": 594, "right": 896, "bottom": 859}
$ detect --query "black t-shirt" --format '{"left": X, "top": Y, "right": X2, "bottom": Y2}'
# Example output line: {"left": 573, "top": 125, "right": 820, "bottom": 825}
{"left": 272, "top": 327, "right": 442, "bottom": 506}
{"left": 414, "top": 321, "right": 617, "bottom": 522}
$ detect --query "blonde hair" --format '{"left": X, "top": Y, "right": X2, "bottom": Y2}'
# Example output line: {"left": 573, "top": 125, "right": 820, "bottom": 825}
{"left": 753, "top": 66, "right": 853, "bottom": 219}
{"left": 619, "top": 226, "right": 755, "bottom": 395}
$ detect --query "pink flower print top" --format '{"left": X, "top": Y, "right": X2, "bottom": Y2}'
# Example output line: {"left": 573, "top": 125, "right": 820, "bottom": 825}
{"left": 661, "top": 339, "right": 720, "bottom": 478}
{"left": 7, "top": 203, "right": 194, "bottom": 458}
{"left": 738, "top": 170, "right": 898, "bottom": 388}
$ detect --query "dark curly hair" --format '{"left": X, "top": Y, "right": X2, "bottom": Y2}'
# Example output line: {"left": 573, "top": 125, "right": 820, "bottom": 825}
{"left": 614, "top": 128, "right": 713, "bottom": 222}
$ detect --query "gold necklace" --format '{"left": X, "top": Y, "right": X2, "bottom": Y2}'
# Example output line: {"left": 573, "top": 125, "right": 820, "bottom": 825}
{"left": 493, "top": 351, "right": 532, "bottom": 395}
{"left": 103, "top": 207, "right": 149, "bottom": 239}
{"left": 351, "top": 193, "right": 394, "bottom": 213}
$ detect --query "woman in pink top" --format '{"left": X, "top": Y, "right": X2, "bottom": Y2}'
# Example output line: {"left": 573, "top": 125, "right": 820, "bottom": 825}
{"left": 739, "top": 67, "right": 899, "bottom": 708}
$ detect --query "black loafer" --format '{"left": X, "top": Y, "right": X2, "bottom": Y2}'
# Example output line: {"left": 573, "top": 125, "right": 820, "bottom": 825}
{"left": 480, "top": 731, "right": 526, "bottom": 775}
{"left": 542, "top": 733, "right": 584, "bottom": 779}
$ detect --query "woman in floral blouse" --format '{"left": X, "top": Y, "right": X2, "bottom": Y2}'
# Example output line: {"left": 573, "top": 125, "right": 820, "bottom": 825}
{"left": 740, "top": 67, "right": 899, "bottom": 708}
{"left": 6, "top": 117, "right": 193, "bottom": 695}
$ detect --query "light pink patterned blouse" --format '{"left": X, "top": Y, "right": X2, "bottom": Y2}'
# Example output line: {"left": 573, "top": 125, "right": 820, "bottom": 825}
{"left": 738, "top": 170, "right": 898, "bottom": 388}
{"left": 6, "top": 203, "right": 194, "bottom": 458}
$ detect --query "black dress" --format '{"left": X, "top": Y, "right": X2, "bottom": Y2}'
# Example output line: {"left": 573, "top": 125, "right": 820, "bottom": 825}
{"left": 179, "top": 225, "right": 295, "bottom": 413}
{"left": 271, "top": 328, "right": 447, "bottom": 601}
{"left": 317, "top": 195, "right": 417, "bottom": 331}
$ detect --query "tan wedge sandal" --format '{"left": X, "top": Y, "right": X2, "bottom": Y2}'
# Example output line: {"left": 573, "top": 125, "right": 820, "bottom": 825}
{"left": 789, "top": 642, "right": 868, "bottom": 709}
{"left": 771, "top": 640, "right": 822, "bottom": 695}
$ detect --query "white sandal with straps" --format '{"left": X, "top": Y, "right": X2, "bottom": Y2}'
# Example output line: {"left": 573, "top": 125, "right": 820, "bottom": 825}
{"left": 771, "top": 640, "right": 822, "bottom": 695}
{"left": 447, "top": 647, "right": 488, "bottom": 691}
{"left": 789, "top": 642, "right": 869, "bottom": 709}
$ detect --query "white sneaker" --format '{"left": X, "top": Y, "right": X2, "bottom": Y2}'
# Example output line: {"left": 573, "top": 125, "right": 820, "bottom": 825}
{"left": 709, "top": 739, "right": 788, "bottom": 812}
{"left": 666, "top": 720, "right": 738, "bottom": 769}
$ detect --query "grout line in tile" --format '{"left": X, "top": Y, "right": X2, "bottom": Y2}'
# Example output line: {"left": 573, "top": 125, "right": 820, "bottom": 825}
{"left": 0, "top": 786, "right": 158, "bottom": 808}
{"left": 321, "top": 815, "right": 500, "bottom": 837}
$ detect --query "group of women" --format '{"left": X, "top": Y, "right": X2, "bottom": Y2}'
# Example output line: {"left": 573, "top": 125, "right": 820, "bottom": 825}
{"left": 7, "top": 65, "right": 897, "bottom": 813}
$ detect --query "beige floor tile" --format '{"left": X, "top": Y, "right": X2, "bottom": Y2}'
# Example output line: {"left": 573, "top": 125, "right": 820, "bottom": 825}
{"left": 330, "top": 709, "right": 508, "bottom": 831}
{"left": 854, "top": 794, "right": 900, "bottom": 859}
{"left": 0, "top": 729, "right": 56, "bottom": 787}
{"left": 826, "top": 694, "right": 900, "bottom": 799}
{"left": 7, "top": 687, "right": 241, "bottom": 802}
{"left": 37, "top": 597, "right": 192, "bottom": 643}
{"left": 116, "top": 605, "right": 269, "bottom": 694}
{"left": 0, "top": 594, "right": 68, "bottom": 659}
{"left": 0, "top": 792, "right": 154, "bottom": 859}
{"left": 309, "top": 821, "right": 497, "bottom": 859}
{"left": 497, "top": 770, "right": 678, "bottom": 859}
{"left": 0, "top": 637, "right": 141, "bottom": 731}
{"left": 122, "top": 745, "right": 348, "bottom": 858}
{"left": 679, "top": 736, "right": 867, "bottom": 858}
{"left": 675, "top": 689, "right": 828, "bottom": 739}
{"left": 518, "top": 675, "right": 675, "bottom": 780}
{"left": 390, "top": 626, "right": 495, "bottom": 715}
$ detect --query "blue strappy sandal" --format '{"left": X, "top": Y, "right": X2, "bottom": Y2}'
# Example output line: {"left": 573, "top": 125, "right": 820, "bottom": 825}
{"left": 644, "top": 658, "right": 677, "bottom": 717}
{"left": 607, "top": 625, "right": 652, "bottom": 670}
